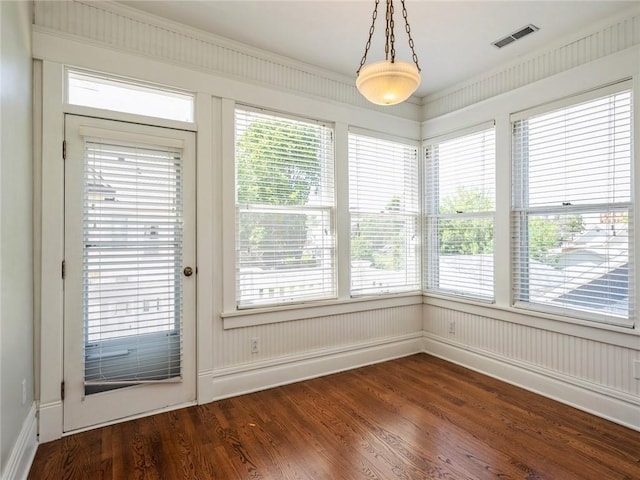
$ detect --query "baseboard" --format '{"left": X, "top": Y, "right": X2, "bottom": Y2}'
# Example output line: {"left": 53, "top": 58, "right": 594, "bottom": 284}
{"left": 38, "top": 335, "right": 420, "bottom": 440}
{"left": 201, "top": 333, "right": 423, "bottom": 402}
{"left": 422, "top": 334, "right": 640, "bottom": 432}
{"left": 37, "top": 400, "right": 62, "bottom": 443}
{"left": 1, "top": 403, "right": 38, "bottom": 480}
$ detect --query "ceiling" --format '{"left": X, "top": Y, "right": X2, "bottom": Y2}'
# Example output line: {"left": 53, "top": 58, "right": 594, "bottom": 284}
{"left": 119, "top": 1, "right": 637, "bottom": 98}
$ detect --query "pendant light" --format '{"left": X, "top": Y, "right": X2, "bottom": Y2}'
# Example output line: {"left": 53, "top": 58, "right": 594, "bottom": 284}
{"left": 356, "top": 0, "right": 421, "bottom": 106}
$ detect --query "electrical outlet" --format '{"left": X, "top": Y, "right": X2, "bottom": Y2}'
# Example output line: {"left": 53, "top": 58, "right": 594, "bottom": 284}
{"left": 448, "top": 321, "right": 455, "bottom": 334}
{"left": 251, "top": 337, "right": 260, "bottom": 354}
{"left": 21, "top": 379, "right": 27, "bottom": 405}
{"left": 633, "top": 360, "right": 640, "bottom": 380}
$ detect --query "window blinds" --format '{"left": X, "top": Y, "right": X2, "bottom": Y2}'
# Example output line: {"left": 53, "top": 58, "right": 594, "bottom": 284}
{"left": 348, "top": 132, "right": 420, "bottom": 295}
{"left": 425, "top": 126, "right": 496, "bottom": 300}
{"left": 235, "top": 108, "right": 335, "bottom": 307}
{"left": 512, "top": 86, "right": 633, "bottom": 327}
{"left": 83, "top": 139, "right": 183, "bottom": 391}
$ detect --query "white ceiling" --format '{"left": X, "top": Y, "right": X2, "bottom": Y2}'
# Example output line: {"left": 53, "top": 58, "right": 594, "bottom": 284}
{"left": 119, "top": 1, "right": 637, "bottom": 98}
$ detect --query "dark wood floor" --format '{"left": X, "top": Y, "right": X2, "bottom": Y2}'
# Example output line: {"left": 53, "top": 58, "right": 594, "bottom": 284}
{"left": 29, "top": 354, "right": 640, "bottom": 479}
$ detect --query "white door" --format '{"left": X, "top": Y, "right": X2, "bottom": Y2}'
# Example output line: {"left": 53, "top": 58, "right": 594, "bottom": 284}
{"left": 63, "top": 115, "right": 196, "bottom": 432}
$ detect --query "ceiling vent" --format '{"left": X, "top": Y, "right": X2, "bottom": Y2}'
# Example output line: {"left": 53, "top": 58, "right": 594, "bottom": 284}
{"left": 492, "top": 24, "right": 539, "bottom": 49}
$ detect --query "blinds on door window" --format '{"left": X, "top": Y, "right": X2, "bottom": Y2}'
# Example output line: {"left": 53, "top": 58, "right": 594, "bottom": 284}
{"left": 348, "top": 131, "right": 420, "bottom": 295}
{"left": 512, "top": 83, "right": 633, "bottom": 327}
{"left": 235, "top": 108, "right": 336, "bottom": 307}
{"left": 424, "top": 124, "right": 496, "bottom": 300}
{"left": 83, "top": 136, "right": 184, "bottom": 390}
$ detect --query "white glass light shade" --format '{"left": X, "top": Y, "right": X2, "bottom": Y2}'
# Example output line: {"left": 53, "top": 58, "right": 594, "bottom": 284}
{"left": 356, "top": 60, "right": 421, "bottom": 106}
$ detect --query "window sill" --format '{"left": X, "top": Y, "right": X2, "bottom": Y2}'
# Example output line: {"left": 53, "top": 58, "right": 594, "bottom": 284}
{"left": 423, "top": 293, "right": 639, "bottom": 349}
{"left": 221, "top": 290, "right": 637, "bottom": 349}
{"left": 221, "top": 292, "right": 423, "bottom": 329}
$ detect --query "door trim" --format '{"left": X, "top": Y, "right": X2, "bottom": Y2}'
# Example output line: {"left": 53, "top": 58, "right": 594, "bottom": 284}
{"left": 62, "top": 114, "right": 197, "bottom": 432}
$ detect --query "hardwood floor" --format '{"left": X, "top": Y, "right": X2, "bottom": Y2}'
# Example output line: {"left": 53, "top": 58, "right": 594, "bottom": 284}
{"left": 28, "top": 354, "right": 640, "bottom": 479}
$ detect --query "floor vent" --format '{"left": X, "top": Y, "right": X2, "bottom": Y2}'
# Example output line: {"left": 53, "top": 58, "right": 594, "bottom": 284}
{"left": 492, "top": 24, "right": 539, "bottom": 49}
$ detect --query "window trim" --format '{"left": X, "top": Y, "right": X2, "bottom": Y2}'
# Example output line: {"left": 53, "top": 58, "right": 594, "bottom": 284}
{"left": 234, "top": 105, "right": 337, "bottom": 309}
{"left": 510, "top": 81, "right": 634, "bottom": 328}
{"left": 65, "top": 67, "right": 196, "bottom": 123}
{"left": 348, "top": 129, "right": 422, "bottom": 297}
{"left": 510, "top": 79, "right": 632, "bottom": 123}
{"left": 423, "top": 122, "right": 497, "bottom": 301}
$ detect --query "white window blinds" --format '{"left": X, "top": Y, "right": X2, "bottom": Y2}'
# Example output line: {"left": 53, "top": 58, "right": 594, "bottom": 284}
{"left": 425, "top": 125, "right": 496, "bottom": 300}
{"left": 512, "top": 84, "right": 633, "bottom": 327}
{"left": 235, "top": 108, "right": 335, "bottom": 307}
{"left": 348, "top": 132, "right": 420, "bottom": 295}
{"left": 83, "top": 139, "right": 184, "bottom": 391}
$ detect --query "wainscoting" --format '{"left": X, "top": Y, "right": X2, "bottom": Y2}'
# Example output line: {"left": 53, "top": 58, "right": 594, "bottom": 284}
{"left": 423, "top": 302, "right": 640, "bottom": 431}
{"left": 200, "top": 304, "right": 424, "bottom": 402}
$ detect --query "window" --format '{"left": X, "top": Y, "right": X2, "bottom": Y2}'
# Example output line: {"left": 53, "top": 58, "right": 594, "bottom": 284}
{"left": 424, "top": 125, "right": 496, "bottom": 300}
{"left": 348, "top": 131, "right": 420, "bottom": 295}
{"left": 75, "top": 124, "right": 191, "bottom": 391}
{"left": 67, "top": 69, "right": 194, "bottom": 122}
{"left": 512, "top": 84, "right": 633, "bottom": 327}
{"left": 235, "top": 108, "right": 335, "bottom": 307}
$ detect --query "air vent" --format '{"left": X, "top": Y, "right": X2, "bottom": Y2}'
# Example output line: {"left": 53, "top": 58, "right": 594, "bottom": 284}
{"left": 492, "top": 24, "right": 539, "bottom": 49}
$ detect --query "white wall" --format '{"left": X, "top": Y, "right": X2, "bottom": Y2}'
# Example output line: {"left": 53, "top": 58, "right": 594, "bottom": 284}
{"left": 1, "top": 0, "right": 36, "bottom": 477}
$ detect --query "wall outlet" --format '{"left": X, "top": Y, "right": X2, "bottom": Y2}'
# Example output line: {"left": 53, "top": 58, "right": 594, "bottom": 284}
{"left": 633, "top": 360, "right": 640, "bottom": 380}
{"left": 251, "top": 337, "right": 260, "bottom": 354}
{"left": 21, "top": 379, "right": 27, "bottom": 405}
{"left": 448, "top": 321, "right": 455, "bottom": 334}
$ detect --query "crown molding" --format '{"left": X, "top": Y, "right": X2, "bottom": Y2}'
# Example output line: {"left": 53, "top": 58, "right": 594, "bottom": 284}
{"left": 422, "top": 4, "right": 640, "bottom": 120}
{"left": 33, "top": 0, "right": 422, "bottom": 119}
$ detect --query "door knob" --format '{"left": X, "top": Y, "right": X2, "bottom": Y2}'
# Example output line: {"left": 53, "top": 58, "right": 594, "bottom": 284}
{"left": 183, "top": 266, "right": 194, "bottom": 277}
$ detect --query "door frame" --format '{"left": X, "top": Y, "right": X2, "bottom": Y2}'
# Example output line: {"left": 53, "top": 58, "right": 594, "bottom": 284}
{"left": 62, "top": 114, "right": 197, "bottom": 432}
{"left": 37, "top": 60, "right": 215, "bottom": 441}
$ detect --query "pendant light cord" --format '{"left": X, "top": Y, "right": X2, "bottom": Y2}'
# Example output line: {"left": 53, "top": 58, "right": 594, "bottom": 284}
{"left": 401, "top": 0, "right": 421, "bottom": 72}
{"left": 357, "top": 0, "right": 380, "bottom": 75}
{"left": 357, "top": 0, "right": 421, "bottom": 75}
{"left": 385, "top": 0, "right": 394, "bottom": 62}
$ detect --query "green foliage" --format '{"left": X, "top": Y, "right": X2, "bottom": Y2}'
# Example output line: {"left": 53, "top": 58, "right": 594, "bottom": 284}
{"left": 351, "top": 196, "right": 409, "bottom": 271}
{"left": 439, "top": 187, "right": 493, "bottom": 214}
{"left": 351, "top": 226, "right": 374, "bottom": 261}
{"left": 237, "top": 119, "right": 321, "bottom": 268}
{"left": 439, "top": 218, "right": 493, "bottom": 255}
{"left": 435, "top": 188, "right": 586, "bottom": 264}
{"left": 237, "top": 119, "right": 320, "bottom": 206}
{"left": 557, "top": 214, "right": 585, "bottom": 241}
{"left": 438, "top": 188, "right": 493, "bottom": 255}
{"left": 528, "top": 214, "right": 585, "bottom": 263}
{"left": 528, "top": 216, "right": 559, "bottom": 262}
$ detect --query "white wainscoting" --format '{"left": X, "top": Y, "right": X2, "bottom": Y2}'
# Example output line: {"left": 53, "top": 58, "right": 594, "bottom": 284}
{"left": 213, "top": 304, "right": 423, "bottom": 368}
{"left": 199, "top": 304, "right": 424, "bottom": 402}
{"left": 202, "top": 333, "right": 423, "bottom": 402}
{"left": 1, "top": 404, "right": 37, "bottom": 480}
{"left": 423, "top": 304, "right": 640, "bottom": 431}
